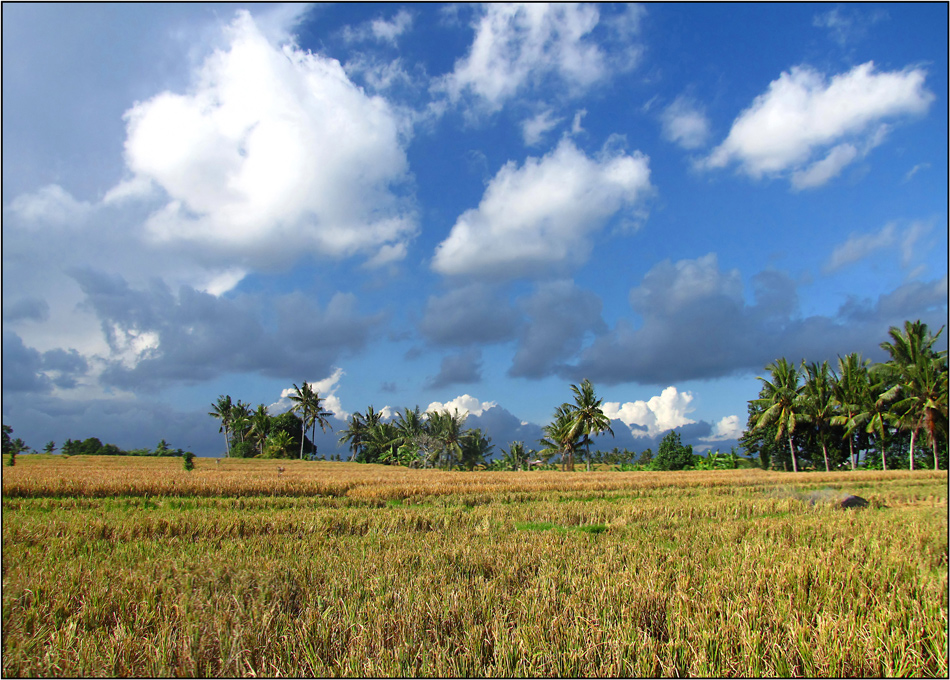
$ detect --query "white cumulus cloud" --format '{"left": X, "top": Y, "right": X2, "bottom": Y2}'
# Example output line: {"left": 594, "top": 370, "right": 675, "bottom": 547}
{"left": 432, "top": 138, "right": 652, "bottom": 278}
{"left": 521, "top": 109, "right": 562, "bottom": 146}
{"left": 425, "top": 394, "right": 497, "bottom": 417}
{"left": 435, "top": 3, "right": 609, "bottom": 113}
{"left": 704, "top": 61, "right": 933, "bottom": 187}
{"left": 700, "top": 414, "right": 744, "bottom": 442}
{"left": 660, "top": 96, "right": 710, "bottom": 150}
{"left": 602, "top": 386, "right": 696, "bottom": 438}
{"left": 120, "top": 10, "right": 416, "bottom": 269}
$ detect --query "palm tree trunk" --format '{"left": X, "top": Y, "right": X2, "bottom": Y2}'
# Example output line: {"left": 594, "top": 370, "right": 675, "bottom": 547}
{"left": 821, "top": 440, "right": 830, "bottom": 472}
{"left": 300, "top": 418, "right": 307, "bottom": 460}
{"left": 788, "top": 435, "right": 798, "bottom": 473}
{"left": 908, "top": 428, "right": 917, "bottom": 471}
{"left": 849, "top": 436, "right": 855, "bottom": 470}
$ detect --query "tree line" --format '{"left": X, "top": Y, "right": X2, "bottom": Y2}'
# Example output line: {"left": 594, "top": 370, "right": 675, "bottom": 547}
{"left": 1, "top": 424, "right": 195, "bottom": 466}
{"left": 741, "top": 320, "right": 948, "bottom": 471}
{"left": 206, "top": 377, "right": 747, "bottom": 472}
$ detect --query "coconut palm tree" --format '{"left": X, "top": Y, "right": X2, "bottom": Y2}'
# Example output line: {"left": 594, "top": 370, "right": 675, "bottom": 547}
{"left": 338, "top": 413, "right": 366, "bottom": 462}
{"left": 365, "top": 421, "right": 399, "bottom": 464}
{"left": 799, "top": 360, "right": 838, "bottom": 471}
{"left": 209, "top": 394, "right": 234, "bottom": 457}
{"left": 250, "top": 404, "right": 271, "bottom": 457}
{"left": 753, "top": 358, "right": 804, "bottom": 472}
{"left": 845, "top": 364, "right": 898, "bottom": 470}
{"left": 225, "top": 401, "right": 252, "bottom": 446}
{"left": 500, "top": 441, "right": 528, "bottom": 470}
{"left": 427, "top": 409, "right": 467, "bottom": 469}
{"left": 289, "top": 382, "right": 335, "bottom": 460}
{"left": 540, "top": 404, "right": 584, "bottom": 471}
{"left": 831, "top": 353, "right": 871, "bottom": 470}
{"left": 460, "top": 428, "right": 493, "bottom": 470}
{"left": 566, "top": 378, "right": 614, "bottom": 471}
{"left": 879, "top": 320, "right": 948, "bottom": 470}
{"left": 265, "top": 430, "right": 295, "bottom": 459}
{"left": 306, "top": 394, "right": 334, "bottom": 460}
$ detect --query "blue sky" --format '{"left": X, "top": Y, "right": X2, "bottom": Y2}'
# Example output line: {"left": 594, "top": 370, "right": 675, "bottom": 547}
{"left": 3, "top": 3, "right": 947, "bottom": 458}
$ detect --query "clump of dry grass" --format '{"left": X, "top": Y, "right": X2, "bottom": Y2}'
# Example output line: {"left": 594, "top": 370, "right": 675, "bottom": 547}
{"left": 2, "top": 456, "right": 946, "bottom": 677}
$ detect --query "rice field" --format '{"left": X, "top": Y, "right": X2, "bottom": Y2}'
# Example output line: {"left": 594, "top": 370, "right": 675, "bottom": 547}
{"left": 2, "top": 456, "right": 947, "bottom": 677}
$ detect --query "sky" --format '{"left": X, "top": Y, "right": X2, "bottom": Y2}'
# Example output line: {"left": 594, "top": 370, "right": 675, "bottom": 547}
{"left": 3, "top": 3, "right": 948, "bottom": 459}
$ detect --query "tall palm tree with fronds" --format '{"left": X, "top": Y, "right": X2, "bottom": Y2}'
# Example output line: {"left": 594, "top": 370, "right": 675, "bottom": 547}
{"left": 800, "top": 360, "right": 838, "bottom": 471}
{"left": 566, "top": 378, "right": 614, "bottom": 472}
{"left": 209, "top": 395, "right": 234, "bottom": 457}
{"left": 427, "top": 409, "right": 467, "bottom": 470}
{"left": 306, "top": 393, "right": 334, "bottom": 460}
{"left": 753, "top": 358, "right": 804, "bottom": 472}
{"left": 540, "top": 404, "right": 584, "bottom": 471}
{"left": 831, "top": 353, "right": 871, "bottom": 470}
{"left": 250, "top": 404, "right": 271, "bottom": 457}
{"left": 846, "top": 364, "right": 898, "bottom": 470}
{"left": 338, "top": 413, "right": 366, "bottom": 462}
{"left": 288, "top": 382, "right": 313, "bottom": 460}
{"left": 879, "top": 320, "right": 948, "bottom": 470}
{"left": 392, "top": 406, "right": 426, "bottom": 451}
{"left": 289, "top": 382, "right": 335, "bottom": 459}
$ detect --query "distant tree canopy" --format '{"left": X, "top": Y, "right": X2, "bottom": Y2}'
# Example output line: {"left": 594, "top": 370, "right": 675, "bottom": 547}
{"left": 59, "top": 437, "right": 193, "bottom": 457}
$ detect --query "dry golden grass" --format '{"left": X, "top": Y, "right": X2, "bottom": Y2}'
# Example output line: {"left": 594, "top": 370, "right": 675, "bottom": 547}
{"left": 2, "top": 456, "right": 947, "bottom": 677}
{"left": 4, "top": 454, "right": 944, "bottom": 501}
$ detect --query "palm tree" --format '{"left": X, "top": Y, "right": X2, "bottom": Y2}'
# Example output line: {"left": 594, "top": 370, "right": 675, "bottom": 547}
{"left": 307, "top": 394, "right": 334, "bottom": 460}
{"left": 338, "top": 413, "right": 366, "bottom": 462}
{"left": 500, "top": 441, "right": 528, "bottom": 470}
{"left": 880, "top": 320, "right": 948, "bottom": 470}
{"left": 566, "top": 379, "right": 614, "bottom": 472}
{"left": 831, "top": 353, "right": 871, "bottom": 470}
{"left": 250, "top": 404, "right": 271, "bottom": 457}
{"left": 540, "top": 404, "right": 584, "bottom": 471}
{"left": 289, "top": 383, "right": 318, "bottom": 460}
{"left": 394, "top": 406, "right": 426, "bottom": 445}
{"left": 799, "top": 360, "right": 838, "bottom": 471}
{"left": 460, "top": 428, "right": 493, "bottom": 470}
{"left": 209, "top": 395, "right": 234, "bottom": 457}
{"left": 289, "top": 382, "right": 335, "bottom": 460}
{"left": 846, "top": 364, "right": 898, "bottom": 470}
{"left": 753, "top": 358, "right": 804, "bottom": 472}
{"left": 427, "top": 409, "right": 467, "bottom": 469}
{"left": 266, "top": 430, "right": 294, "bottom": 459}
{"left": 365, "top": 421, "right": 399, "bottom": 464}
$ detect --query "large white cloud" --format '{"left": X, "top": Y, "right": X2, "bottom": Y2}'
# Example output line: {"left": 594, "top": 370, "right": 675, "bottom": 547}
{"left": 704, "top": 61, "right": 933, "bottom": 187}
{"left": 425, "top": 394, "right": 497, "bottom": 417}
{"left": 431, "top": 138, "right": 652, "bottom": 278}
{"left": 603, "top": 386, "right": 696, "bottom": 438}
{"left": 120, "top": 10, "right": 416, "bottom": 268}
